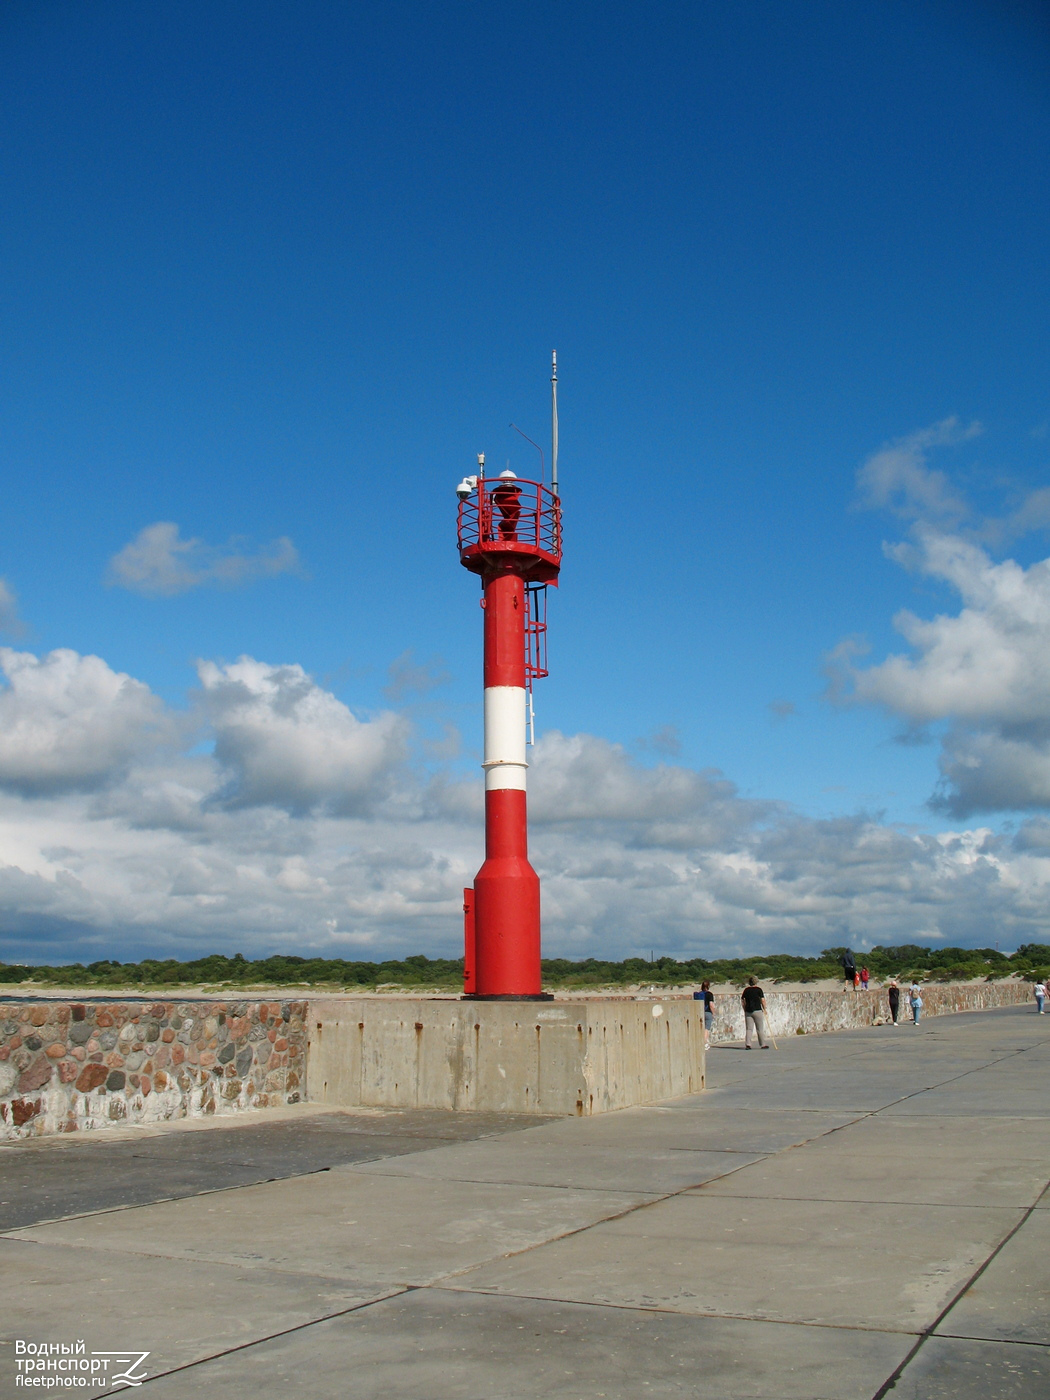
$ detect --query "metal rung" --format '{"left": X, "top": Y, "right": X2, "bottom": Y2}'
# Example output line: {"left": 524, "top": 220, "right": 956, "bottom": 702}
{"left": 524, "top": 583, "right": 549, "bottom": 689}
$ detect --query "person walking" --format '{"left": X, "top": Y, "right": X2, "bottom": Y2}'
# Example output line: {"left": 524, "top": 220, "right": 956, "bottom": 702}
{"left": 860, "top": 966, "right": 870, "bottom": 991}
{"left": 887, "top": 979, "right": 901, "bottom": 1025}
{"left": 909, "top": 982, "right": 923, "bottom": 1026}
{"left": 1034, "top": 980, "right": 1046, "bottom": 1015}
{"left": 842, "top": 948, "right": 857, "bottom": 989}
{"left": 741, "top": 976, "right": 770, "bottom": 1049}
{"left": 694, "top": 981, "right": 715, "bottom": 1047}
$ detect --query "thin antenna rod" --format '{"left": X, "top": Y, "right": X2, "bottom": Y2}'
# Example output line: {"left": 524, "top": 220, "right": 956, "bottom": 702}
{"left": 509, "top": 423, "right": 544, "bottom": 482}
{"left": 551, "top": 350, "right": 559, "bottom": 497}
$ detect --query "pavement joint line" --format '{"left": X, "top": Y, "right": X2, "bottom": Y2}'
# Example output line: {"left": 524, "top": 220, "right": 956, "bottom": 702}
{"left": 932, "top": 1332, "right": 1050, "bottom": 1348}
{"left": 90, "top": 1287, "right": 412, "bottom": 1396}
{"left": 0, "top": 1234, "right": 428, "bottom": 1295}
{"left": 3, "top": 1232, "right": 339, "bottom": 1268}
{"left": 345, "top": 1170, "right": 665, "bottom": 1196}
{"left": 665, "top": 1147, "right": 775, "bottom": 1154}
{"left": 355, "top": 1169, "right": 673, "bottom": 1195}
{"left": 868, "top": 1178, "right": 1050, "bottom": 1400}
{"left": 803, "top": 1115, "right": 1050, "bottom": 1125}
{"left": 680, "top": 1192, "right": 1043, "bottom": 1209}
{"left": 0, "top": 1163, "right": 343, "bottom": 1234}
{"left": 0, "top": 1237, "right": 439, "bottom": 1299}
{"left": 426, "top": 1283, "right": 928, "bottom": 1336}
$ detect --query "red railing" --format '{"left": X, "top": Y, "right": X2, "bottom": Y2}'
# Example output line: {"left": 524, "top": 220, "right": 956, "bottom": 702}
{"left": 457, "top": 476, "right": 562, "bottom": 563}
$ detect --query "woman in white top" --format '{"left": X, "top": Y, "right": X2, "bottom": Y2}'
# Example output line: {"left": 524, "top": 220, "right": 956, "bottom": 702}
{"left": 1035, "top": 981, "right": 1046, "bottom": 1015}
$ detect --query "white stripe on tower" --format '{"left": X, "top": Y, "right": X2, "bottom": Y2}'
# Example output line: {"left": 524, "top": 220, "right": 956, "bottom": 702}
{"left": 482, "top": 685, "right": 527, "bottom": 791}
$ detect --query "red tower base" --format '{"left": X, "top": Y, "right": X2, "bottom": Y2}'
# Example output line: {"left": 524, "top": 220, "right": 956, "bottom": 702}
{"left": 471, "top": 856, "right": 541, "bottom": 996}
{"left": 467, "top": 788, "right": 550, "bottom": 998}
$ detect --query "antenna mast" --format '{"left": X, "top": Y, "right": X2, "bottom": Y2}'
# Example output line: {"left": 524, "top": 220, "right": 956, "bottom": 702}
{"left": 551, "top": 350, "right": 559, "bottom": 497}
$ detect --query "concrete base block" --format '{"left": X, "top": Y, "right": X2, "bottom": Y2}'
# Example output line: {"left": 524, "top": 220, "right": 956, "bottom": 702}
{"left": 307, "top": 997, "right": 705, "bottom": 1115}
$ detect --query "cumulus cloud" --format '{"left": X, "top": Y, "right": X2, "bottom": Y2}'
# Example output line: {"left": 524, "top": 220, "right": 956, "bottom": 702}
{"left": 844, "top": 533, "right": 1050, "bottom": 729}
{"left": 854, "top": 418, "right": 980, "bottom": 523}
{"left": 527, "top": 805, "right": 1039, "bottom": 960}
{"left": 528, "top": 731, "right": 766, "bottom": 850}
{"left": 107, "top": 522, "right": 301, "bottom": 597}
{"left": 839, "top": 423, "right": 1050, "bottom": 816}
{"left": 0, "top": 649, "right": 172, "bottom": 794}
{"left": 0, "top": 640, "right": 1048, "bottom": 967}
{"left": 199, "top": 656, "right": 407, "bottom": 815}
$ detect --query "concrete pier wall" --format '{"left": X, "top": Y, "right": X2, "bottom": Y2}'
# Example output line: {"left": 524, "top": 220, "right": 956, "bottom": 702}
{"left": 307, "top": 997, "right": 704, "bottom": 1116}
{"left": 1, "top": 979, "right": 1035, "bottom": 1137}
{"left": 708, "top": 978, "right": 1033, "bottom": 1042}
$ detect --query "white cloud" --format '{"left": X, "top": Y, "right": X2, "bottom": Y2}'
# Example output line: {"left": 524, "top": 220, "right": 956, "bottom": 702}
{"left": 107, "top": 522, "right": 300, "bottom": 597}
{"left": 199, "top": 656, "right": 407, "bottom": 815}
{"left": 0, "top": 648, "right": 172, "bottom": 795}
{"left": 527, "top": 731, "right": 765, "bottom": 850}
{"left": 841, "top": 422, "right": 1050, "bottom": 816}
{"left": 845, "top": 533, "right": 1050, "bottom": 728}
{"left": 0, "top": 644, "right": 1048, "bottom": 966}
{"left": 854, "top": 418, "right": 980, "bottom": 523}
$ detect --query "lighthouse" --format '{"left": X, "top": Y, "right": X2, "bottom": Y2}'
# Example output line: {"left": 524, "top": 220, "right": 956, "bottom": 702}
{"left": 456, "top": 357, "right": 563, "bottom": 998}
{"left": 308, "top": 359, "right": 699, "bottom": 1112}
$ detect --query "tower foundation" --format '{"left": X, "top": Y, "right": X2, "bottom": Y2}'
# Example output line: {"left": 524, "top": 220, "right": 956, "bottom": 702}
{"left": 307, "top": 996, "right": 705, "bottom": 1116}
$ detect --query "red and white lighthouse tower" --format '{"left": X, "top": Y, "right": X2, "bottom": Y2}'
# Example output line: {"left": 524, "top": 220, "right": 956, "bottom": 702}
{"left": 456, "top": 358, "right": 562, "bottom": 998}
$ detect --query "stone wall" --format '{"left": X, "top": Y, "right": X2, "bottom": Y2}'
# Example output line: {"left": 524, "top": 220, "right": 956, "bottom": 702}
{"left": 0, "top": 999, "right": 307, "bottom": 1140}
{"left": 708, "top": 979, "right": 1034, "bottom": 1042}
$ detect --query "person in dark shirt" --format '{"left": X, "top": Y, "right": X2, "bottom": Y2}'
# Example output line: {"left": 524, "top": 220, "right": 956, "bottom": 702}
{"left": 693, "top": 980, "right": 714, "bottom": 1048}
{"left": 740, "top": 977, "right": 770, "bottom": 1049}
{"left": 887, "top": 980, "right": 901, "bottom": 1026}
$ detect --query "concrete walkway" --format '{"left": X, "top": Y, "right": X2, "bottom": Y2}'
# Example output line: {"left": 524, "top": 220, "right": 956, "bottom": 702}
{"left": 2, "top": 1005, "right": 1047, "bottom": 1398}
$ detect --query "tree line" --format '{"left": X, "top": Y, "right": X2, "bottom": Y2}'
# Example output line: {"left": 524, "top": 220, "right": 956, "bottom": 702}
{"left": 1, "top": 944, "right": 1047, "bottom": 990}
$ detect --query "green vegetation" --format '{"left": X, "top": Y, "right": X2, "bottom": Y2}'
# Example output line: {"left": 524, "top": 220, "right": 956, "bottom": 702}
{"left": 0, "top": 943, "right": 1046, "bottom": 991}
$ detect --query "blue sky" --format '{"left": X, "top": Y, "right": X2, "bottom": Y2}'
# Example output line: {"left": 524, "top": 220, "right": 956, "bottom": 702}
{"left": 1, "top": 1, "right": 1050, "bottom": 963}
